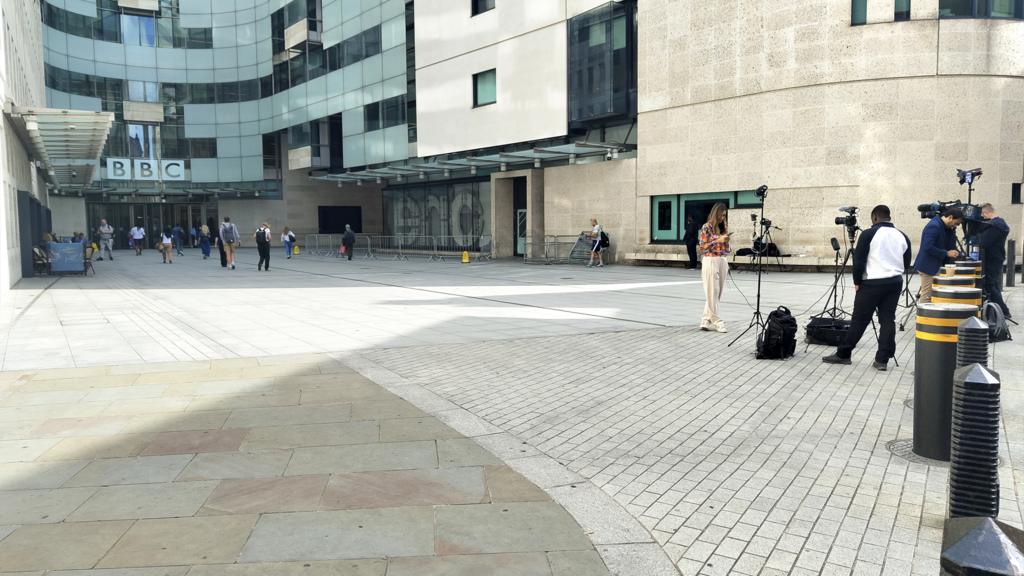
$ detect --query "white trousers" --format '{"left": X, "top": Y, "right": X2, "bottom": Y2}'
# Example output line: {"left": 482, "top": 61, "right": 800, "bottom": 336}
{"left": 701, "top": 256, "right": 728, "bottom": 325}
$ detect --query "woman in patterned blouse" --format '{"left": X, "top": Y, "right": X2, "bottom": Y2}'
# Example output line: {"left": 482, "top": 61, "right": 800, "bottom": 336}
{"left": 699, "top": 203, "right": 731, "bottom": 332}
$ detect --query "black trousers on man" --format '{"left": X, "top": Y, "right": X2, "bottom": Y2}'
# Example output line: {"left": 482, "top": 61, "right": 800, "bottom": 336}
{"left": 218, "top": 239, "right": 227, "bottom": 267}
{"left": 686, "top": 240, "right": 698, "bottom": 269}
{"left": 983, "top": 263, "right": 1010, "bottom": 317}
{"left": 837, "top": 279, "right": 902, "bottom": 362}
{"left": 257, "top": 242, "right": 270, "bottom": 270}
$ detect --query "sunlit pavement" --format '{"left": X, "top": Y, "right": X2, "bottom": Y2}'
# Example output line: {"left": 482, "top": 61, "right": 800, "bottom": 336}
{"left": 1, "top": 248, "right": 1021, "bottom": 575}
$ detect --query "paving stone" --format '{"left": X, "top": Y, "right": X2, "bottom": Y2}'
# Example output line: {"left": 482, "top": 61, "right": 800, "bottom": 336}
{"left": 67, "top": 481, "right": 218, "bottom": 521}
{"left": 0, "top": 486, "right": 98, "bottom": 524}
{"left": 98, "top": 515, "right": 259, "bottom": 568}
{"left": 386, "top": 552, "right": 553, "bottom": 576}
{"left": 240, "top": 421, "right": 379, "bottom": 451}
{"left": 239, "top": 507, "right": 435, "bottom": 562}
{"left": 286, "top": 441, "right": 437, "bottom": 475}
{"left": 223, "top": 405, "right": 352, "bottom": 429}
{"left": 485, "top": 465, "right": 551, "bottom": 502}
{"left": 0, "top": 459, "right": 89, "bottom": 489}
{"left": 547, "top": 550, "right": 610, "bottom": 576}
{"left": 65, "top": 455, "right": 194, "bottom": 487}
{"left": 140, "top": 429, "right": 249, "bottom": 456}
{"left": 185, "top": 560, "right": 386, "bottom": 576}
{"left": 201, "top": 475, "right": 328, "bottom": 515}
{"left": 0, "top": 438, "right": 61, "bottom": 463}
{"left": 177, "top": 451, "right": 291, "bottom": 480}
{"left": 320, "top": 467, "right": 485, "bottom": 509}
{"left": 378, "top": 416, "right": 461, "bottom": 441}
{"left": 39, "top": 434, "right": 155, "bottom": 461}
{"left": 47, "top": 568, "right": 190, "bottom": 576}
{"left": 435, "top": 501, "right": 592, "bottom": 555}
{"left": 437, "top": 438, "right": 504, "bottom": 467}
{"left": 350, "top": 399, "right": 426, "bottom": 421}
{"left": 0, "top": 520, "right": 132, "bottom": 571}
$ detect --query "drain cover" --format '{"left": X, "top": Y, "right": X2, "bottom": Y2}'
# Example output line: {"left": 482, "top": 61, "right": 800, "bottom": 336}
{"left": 886, "top": 439, "right": 949, "bottom": 467}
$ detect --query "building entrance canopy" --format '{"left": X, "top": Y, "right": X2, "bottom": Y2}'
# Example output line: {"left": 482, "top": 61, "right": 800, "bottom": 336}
{"left": 311, "top": 142, "right": 626, "bottom": 186}
{"left": 4, "top": 105, "right": 113, "bottom": 191}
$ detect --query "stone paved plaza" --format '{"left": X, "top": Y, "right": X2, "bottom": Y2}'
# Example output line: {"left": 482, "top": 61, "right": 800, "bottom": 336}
{"left": 0, "top": 249, "right": 1020, "bottom": 575}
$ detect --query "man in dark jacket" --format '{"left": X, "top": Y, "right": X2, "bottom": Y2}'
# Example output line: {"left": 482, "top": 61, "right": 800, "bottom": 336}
{"left": 683, "top": 215, "right": 700, "bottom": 269}
{"left": 913, "top": 208, "right": 962, "bottom": 303}
{"left": 341, "top": 224, "right": 356, "bottom": 261}
{"left": 977, "top": 203, "right": 1011, "bottom": 318}
{"left": 824, "top": 205, "right": 912, "bottom": 371}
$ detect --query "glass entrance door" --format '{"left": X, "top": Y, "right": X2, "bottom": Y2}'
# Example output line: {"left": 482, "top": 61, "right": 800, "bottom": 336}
{"left": 515, "top": 209, "right": 527, "bottom": 256}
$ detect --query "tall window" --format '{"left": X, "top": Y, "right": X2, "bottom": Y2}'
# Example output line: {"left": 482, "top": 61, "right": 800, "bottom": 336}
{"left": 852, "top": 0, "right": 868, "bottom": 24}
{"left": 121, "top": 14, "right": 156, "bottom": 46}
{"left": 126, "top": 124, "right": 156, "bottom": 158}
{"left": 471, "top": 0, "right": 496, "bottom": 16}
{"left": 127, "top": 80, "right": 159, "bottom": 102}
{"left": 895, "top": 0, "right": 911, "bottom": 20}
{"left": 473, "top": 69, "right": 496, "bottom": 107}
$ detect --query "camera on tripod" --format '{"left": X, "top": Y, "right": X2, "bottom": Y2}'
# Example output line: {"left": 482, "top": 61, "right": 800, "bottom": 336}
{"left": 834, "top": 206, "right": 858, "bottom": 228}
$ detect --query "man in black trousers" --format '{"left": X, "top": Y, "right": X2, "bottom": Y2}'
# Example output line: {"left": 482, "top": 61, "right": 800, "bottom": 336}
{"left": 977, "top": 203, "right": 1011, "bottom": 319}
{"left": 683, "top": 214, "right": 700, "bottom": 269}
{"left": 824, "top": 205, "right": 912, "bottom": 371}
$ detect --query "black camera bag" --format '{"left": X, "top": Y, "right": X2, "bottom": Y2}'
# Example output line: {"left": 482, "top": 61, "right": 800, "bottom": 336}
{"left": 757, "top": 306, "right": 798, "bottom": 359}
{"left": 805, "top": 317, "right": 851, "bottom": 346}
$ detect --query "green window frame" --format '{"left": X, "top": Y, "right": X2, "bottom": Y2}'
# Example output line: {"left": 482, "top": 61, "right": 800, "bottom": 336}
{"left": 852, "top": 0, "right": 868, "bottom": 24}
{"left": 895, "top": 0, "right": 912, "bottom": 20}
{"left": 651, "top": 195, "right": 679, "bottom": 242}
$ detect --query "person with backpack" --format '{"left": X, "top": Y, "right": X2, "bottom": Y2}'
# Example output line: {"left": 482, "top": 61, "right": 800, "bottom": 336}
{"left": 219, "top": 216, "right": 240, "bottom": 270}
{"left": 254, "top": 222, "right": 272, "bottom": 271}
{"left": 282, "top": 226, "right": 297, "bottom": 259}
{"left": 159, "top": 226, "right": 174, "bottom": 264}
{"left": 699, "top": 203, "right": 731, "bottom": 333}
{"left": 977, "top": 203, "right": 1011, "bottom": 320}
{"left": 587, "top": 217, "right": 605, "bottom": 268}
{"left": 823, "top": 205, "right": 911, "bottom": 371}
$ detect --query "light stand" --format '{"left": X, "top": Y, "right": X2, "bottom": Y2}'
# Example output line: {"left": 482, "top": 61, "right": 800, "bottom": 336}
{"left": 729, "top": 188, "right": 769, "bottom": 348}
{"left": 897, "top": 269, "right": 918, "bottom": 331}
{"left": 814, "top": 226, "right": 858, "bottom": 320}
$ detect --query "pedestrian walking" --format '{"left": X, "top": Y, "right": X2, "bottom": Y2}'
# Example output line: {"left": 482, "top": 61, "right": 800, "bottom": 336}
{"left": 282, "top": 227, "right": 296, "bottom": 259}
{"left": 823, "top": 205, "right": 911, "bottom": 371}
{"left": 97, "top": 218, "right": 114, "bottom": 261}
{"left": 199, "top": 224, "right": 211, "bottom": 259}
{"left": 219, "top": 216, "right": 240, "bottom": 270}
{"left": 683, "top": 214, "right": 699, "bottom": 270}
{"left": 254, "top": 222, "right": 271, "bottom": 271}
{"left": 342, "top": 224, "right": 356, "bottom": 261}
{"left": 160, "top": 227, "right": 174, "bottom": 264}
{"left": 172, "top": 224, "right": 185, "bottom": 256}
{"left": 191, "top": 224, "right": 198, "bottom": 248}
{"left": 586, "top": 218, "right": 604, "bottom": 268}
{"left": 699, "top": 202, "right": 731, "bottom": 333}
{"left": 130, "top": 222, "right": 146, "bottom": 255}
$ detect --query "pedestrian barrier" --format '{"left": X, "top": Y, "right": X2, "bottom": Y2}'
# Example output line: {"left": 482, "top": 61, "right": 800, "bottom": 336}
{"left": 436, "top": 235, "right": 488, "bottom": 262}
{"left": 299, "top": 234, "right": 496, "bottom": 263}
{"left": 398, "top": 235, "right": 437, "bottom": 259}
{"left": 372, "top": 236, "right": 407, "bottom": 260}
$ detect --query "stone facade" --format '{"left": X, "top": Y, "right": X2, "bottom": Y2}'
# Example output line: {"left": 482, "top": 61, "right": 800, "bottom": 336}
{"left": 541, "top": 0, "right": 1023, "bottom": 263}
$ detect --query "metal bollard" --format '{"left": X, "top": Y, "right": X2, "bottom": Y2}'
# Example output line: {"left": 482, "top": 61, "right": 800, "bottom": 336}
{"left": 948, "top": 363, "right": 1000, "bottom": 519}
{"left": 913, "top": 303, "right": 979, "bottom": 461}
{"left": 1007, "top": 239, "right": 1016, "bottom": 288}
{"left": 941, "top": 517, "right": 1024, "bottom": 575}
{"left": 955, "top": 317, "right": 989, "bottom": 368}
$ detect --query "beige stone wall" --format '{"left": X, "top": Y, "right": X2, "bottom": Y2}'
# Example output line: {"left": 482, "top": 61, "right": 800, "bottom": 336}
{"left": 629, "top": 1, "right": 1024, "bottom": 261}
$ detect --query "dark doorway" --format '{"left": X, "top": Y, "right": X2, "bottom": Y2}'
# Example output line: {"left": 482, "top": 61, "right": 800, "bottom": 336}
{"left": 318, "top": 206, "right": 363, "bottom": 233}
{"left": 18, "top": 190, "right": 51, "bottom": 279}
{"left": 512, "top": 177, "right": 527, "bottom": 257}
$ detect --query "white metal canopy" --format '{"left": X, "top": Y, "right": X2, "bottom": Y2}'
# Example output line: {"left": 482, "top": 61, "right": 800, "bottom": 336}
{"left": 5, "top": 105, "right": 114, "bottom": 190}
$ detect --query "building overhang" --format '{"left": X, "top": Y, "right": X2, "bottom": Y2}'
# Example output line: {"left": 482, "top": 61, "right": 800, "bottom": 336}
{"left": 4, "top": 105, "right": 114, "bottom": 192}
{"left": 310, "top": 141, "right": 628, "bottom": 187}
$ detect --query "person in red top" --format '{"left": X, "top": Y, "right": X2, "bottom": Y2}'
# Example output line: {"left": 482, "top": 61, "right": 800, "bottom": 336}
{"left": 699, "top": 203, "right": 731, "bottom": 332}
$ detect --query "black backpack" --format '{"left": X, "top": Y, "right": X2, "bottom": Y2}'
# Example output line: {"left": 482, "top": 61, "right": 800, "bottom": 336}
{"left": 757, "top": 306, "right": 798, "bottom": 359}
{"left": 983, "top": 302, "right": 1012, "bottom": 342}
{"left": 600, "top": 231, "right": 610, "bottom": 248}
{"left": 255, "top": 229, "right": 267, "bottom": 244}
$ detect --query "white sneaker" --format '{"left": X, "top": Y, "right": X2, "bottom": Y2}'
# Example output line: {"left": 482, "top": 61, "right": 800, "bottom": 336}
{"left": 715, "top": 323, "right": 728, "bottom": 333}
{"left": 596, "top": 262, "right": 604, "bottom": 267}
{"left": 585, "top": 263, "right": 593, "bottom": 268}
{"left": 700, "top": 322, "right": 711, "bottom": 331}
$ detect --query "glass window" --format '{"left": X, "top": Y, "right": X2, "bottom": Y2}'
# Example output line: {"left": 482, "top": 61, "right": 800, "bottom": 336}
{"left": 161, "top": 125, "right": 188, "bottom": 158}
{"left": 342, "top": 33, "right": 364, "bottom": 66}
{"left": 186, "top": 27, "right": 212, "bottom": 48}
{"left": 307, "top": 46, "right": 326, "bottom": 80}
{"left": 121, "top": 14, "right": 156, "bottom": 46}
{"left": 127, "top": 124, "right": 156, "bottom": 158}
{"left": 289, "top": 51, "right": 307, "bottom": 85}
{"left": 895, "top": 0, "right": 912, "bottom": 19}
{"left": 94, "top": 9, "right": 120, "bottom": 42}
{"left": 238, "top": 78, "right": 260, "bottom": 102}
{"left": 215, "top": 81, "right": 239, "bottom": 103}
{"left": 471, "top": 0, "right": 496, "bottom": 16}
{"left": 651, "top": 195, "right": 679, "bottom": 242}
{"left": 287, "top": 122, "right": 311, "bottom": 149}
{"left": 473, "top": 69, "right": 496, "bottom": 107}
{"left": 363, "top": 26, "right": 381, "bottom": 58}
{"left": 189, "top": 83, "right": 215, "bottom": 104}
{"left": 852, "top": 0, "right": 867, "bottom": 24}
{"left": 128, "top": 80, "right": 159, "bottom": 102}
{"left": 190, "top": 138, "right": 218, "bottom": 158}
{"left": 105, "top": 121, "right": 128, "bottom": 157}
{"left": 939, "top": 0, "right": 1022, "bottom": 17}
{"left": 260, "top": 75, "right": 274, "bottom": 98}
{"left": 990, "top": 0, "right": 1024, "bottom": 17}
{"left": 364, "top": 102, "right": 381, "bottom": 132}
{"left": 274, "top": 61, "right": 290, "bottom": 92}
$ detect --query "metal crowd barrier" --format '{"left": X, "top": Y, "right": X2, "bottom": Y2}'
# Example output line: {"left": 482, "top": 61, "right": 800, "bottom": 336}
{"left": 372, "top": 236, "right": 407, "bottom": 260}
{"left": 300, "top": 234, "right": 495, "bottom": 262}
{"left": 398, "top": 235, "right": 437, "bottom": 259}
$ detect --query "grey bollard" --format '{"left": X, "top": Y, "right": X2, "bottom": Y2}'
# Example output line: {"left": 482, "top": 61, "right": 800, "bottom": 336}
{"left": 948, "top": 364, "right": 1000, "bottom": 519}
{"left": 914, "top": 303, "right": 979, "bottom": 461}
{"left": 956, "top": 317, "right": 989, "bottom": 369}
{"left": 1007, "top": 239, "right": 1016, "bottom": 288}
{"left": 941, "top": 517, "right": 1024, "bottom": 575}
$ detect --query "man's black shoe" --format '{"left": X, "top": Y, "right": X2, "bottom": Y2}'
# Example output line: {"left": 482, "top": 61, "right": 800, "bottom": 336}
{"left": 822, "top": 354, "right": 851, "bottom": 365}
{"left": 872, "top": 360, "right": 888, "bottom": 371}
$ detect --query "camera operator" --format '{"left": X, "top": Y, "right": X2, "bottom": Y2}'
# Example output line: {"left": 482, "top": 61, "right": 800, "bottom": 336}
{"left": 913, "top": 207, "right": 963, "bottom": 303}
{"left": 978, "top": 203, "right": 1012, "bottom": 319}
{"left": 823, "top": 205, "right": 911, "bottom": 371}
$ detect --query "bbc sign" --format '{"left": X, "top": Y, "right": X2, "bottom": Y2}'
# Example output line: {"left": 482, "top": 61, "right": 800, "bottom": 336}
{"left": 106, "top": 159, "right": 187, "bottom": 181}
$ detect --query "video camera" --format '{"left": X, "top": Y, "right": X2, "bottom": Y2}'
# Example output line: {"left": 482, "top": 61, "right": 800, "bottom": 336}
{"left": 834, "top": 206, "right": 858, "bottom": 228}
{"left": 917, "top": 200, "right": 986, "bottom": 242}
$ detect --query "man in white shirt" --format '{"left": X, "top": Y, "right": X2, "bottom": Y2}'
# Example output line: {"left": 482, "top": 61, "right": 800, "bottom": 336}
{"left": 129, "top": 222, "right": 146, "bottom": 256}
{"left": 823, "top": 205, "right": 912, "bottom": 371}
{"left": 97, "top": 219, "right": 114, "bottom": 261}
{"left": 587, "top": 217, "right": 604, "bottom": 268}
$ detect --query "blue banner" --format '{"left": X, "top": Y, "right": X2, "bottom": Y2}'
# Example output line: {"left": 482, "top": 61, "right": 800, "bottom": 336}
{"left": 49, "top": 243, "right": 85, "bottom": 273}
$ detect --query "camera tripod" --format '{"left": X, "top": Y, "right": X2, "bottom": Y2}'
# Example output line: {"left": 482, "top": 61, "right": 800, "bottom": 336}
{"left": 897, "top": 269, "right": 918, "bottom": 331}
{"left": 729, "top": 193, "right": 771, "bottom": 348}
{"left": 814, "top": 227, "right": 859, "bottom": 320}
